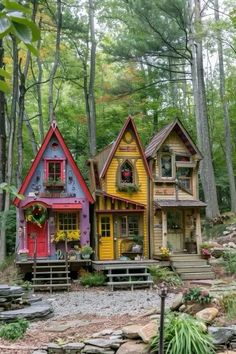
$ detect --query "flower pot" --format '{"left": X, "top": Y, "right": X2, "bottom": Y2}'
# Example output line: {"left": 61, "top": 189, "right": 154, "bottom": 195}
{"left": 81, "top": 254, "right": 91, "bottom": 260}
{"left": 69, "top": 255, "right": 76, "bottom": 261}
{"left": 132, "top": 244, "right": 142, "bottom": 253}
{"left": 18, "top": 253, "right": 29, "bottom": 262}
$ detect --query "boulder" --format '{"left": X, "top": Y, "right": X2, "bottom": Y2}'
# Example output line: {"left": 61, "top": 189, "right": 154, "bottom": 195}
{"left": 170, "top": 293, "right": 183, "bottom": 311}
{"left": 116, "top": 341, "right": 149, "bottom": 354}
{"left": 208, "top": 326, "right": 236, "bottom": 345}
{"left": 85, "top": 338, "right": 122, "bottom": 350}
{"left": 0, "top": 301, "right": 53, "bottom": 320}
{"left": 82, "top": 345, "right": 115, "bottom": 354}
{"left": 195, "top": 307, "right": 219, "bottom": 323}
{"left": 138, "top": 321, "right": 157, "bottom": 344}
{"left": 63, "top": 342, "right": 85, "bottom": 352}
{"left": 122, "top": 324, "right": 142, "bottom": 339}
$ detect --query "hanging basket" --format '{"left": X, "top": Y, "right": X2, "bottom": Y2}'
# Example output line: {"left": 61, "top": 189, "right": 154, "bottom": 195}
{"left": 25, "top": 203, "right": 48, "bottom": 228}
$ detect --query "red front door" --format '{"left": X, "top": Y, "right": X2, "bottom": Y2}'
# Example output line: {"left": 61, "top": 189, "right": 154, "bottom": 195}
{"left": 27, "top": 222, "right": 48, "bottom": 257}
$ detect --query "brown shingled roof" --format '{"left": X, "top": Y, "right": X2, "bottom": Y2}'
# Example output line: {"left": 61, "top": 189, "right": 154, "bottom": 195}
{"left": 154, "top": 199, "right": 206, "bottom": 209}
{"left": 145, "top": 119, "right": 202, "bottom": 159}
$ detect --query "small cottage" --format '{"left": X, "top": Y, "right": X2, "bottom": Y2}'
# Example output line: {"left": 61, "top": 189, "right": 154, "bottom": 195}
{"left": 14, "top": 120, "right": 94, "bottom": 260}
{"left": 145, "top": 119, "right": 206, "bottom": 256}
{"left": 88, "top": 116, "right": 152, "bottom": 261}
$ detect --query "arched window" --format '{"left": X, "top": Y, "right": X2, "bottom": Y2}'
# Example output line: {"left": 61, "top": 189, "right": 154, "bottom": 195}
{"left": 121, "top": 161, "right": 133, "bottom": 184}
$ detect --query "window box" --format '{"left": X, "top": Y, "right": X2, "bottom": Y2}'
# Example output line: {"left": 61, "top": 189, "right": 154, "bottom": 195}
{"left": 43, "top": 180, "right": 65, "bottom": 188}
{"left": 117, "top": 184, "right": 140, "bottom": 193}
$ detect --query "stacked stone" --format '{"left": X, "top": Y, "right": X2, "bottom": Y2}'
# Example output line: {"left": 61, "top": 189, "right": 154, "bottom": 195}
{"left": 0, "top": 284, "right": 24, "bottom": 312}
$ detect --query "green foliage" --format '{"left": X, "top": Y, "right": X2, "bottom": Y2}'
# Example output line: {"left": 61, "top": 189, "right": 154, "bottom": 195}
{"left": 80, "top": 271, "right": 106, "bottom": 287}
{"left": 202, "top": 221, "right": 228, "bottom": 240}
{"left": 0, "top": 318, "right": 29, "bottom": 341}
{"left": 149, "top": 266, "right": 182, "bottom": 286}
{"left": 223, "top": 250, "right": 236, "bottom": 275}
{"left": 0, "top": 255, "right": 14, "bottom": 272}
{"left": 220, "top": 293, "right": 236, "bottom": 320}
{"left": 0, "top": 207, "right": 16, "bottom": 255}
{"left": 183, "top": 288, "right": 213, "bottom": 305}
{"left": 149, "top": 312, "right": 215, "bottom": 354}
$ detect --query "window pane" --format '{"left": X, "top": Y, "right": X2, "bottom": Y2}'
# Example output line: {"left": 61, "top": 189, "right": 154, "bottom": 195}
{"left": 128, "top": 216, "right": 139, "bottom": 236}
{"left": 121, "top": 216, "right": 127, "bottom": 236}
{"left": 121, "top": 161, "right": 133, "bottom": 184}
{"left": 58, "top": 213, "right": 77, "bottom": 231}
{"left": 48, "top": 162, "right": 61, "bottom": 181}
{"left": 101, "top": 216, "right": 111, "bottom": 237}
{"left": 161, "top": 155, "right": 172, "bottom": 177}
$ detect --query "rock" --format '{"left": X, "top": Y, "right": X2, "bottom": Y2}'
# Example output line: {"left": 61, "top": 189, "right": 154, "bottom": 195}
{"left": 137, "top": 308, "right": 159, "bottom": 318}
{"left": 149, "top": 314, "right": 160, "bottom": 321}
{"left": 170, "top": 293, "right": 183, "bottom": 311}
{"left": 138, "top": 321, "right": 157, "bottom": 343}
{"left": 122, "top": 324, "right": 142, "bottom": 339}
{"left": 63, "top": 342, "right": 85, "bottom": 352}
{"left": 208, "top": 326, "right": 236, "bottom": 345}
{"left": 195, "top": 307, "right": 219, "bottom": 323}
{"left": 211, "top": 248, "right": 224, "bottom": 258}
{"left": 45, "top": 324, "right": 72, "bottom": 332}
{"left": 85, "top": 338, "right": 122, "bottom": 349}
{"left": 179, "top": 304, "right": 186, "bottom": 312}
{"left": 0, "top": 301, "right": 53, "bottom": 320}
{"left": 223, "top": 231, "right": 230, "bottom": 235}
{"left": 0, "top": 284, "right": 11, "bottom": 296}
{"left": 92, "top": 329, "right": 114, "bottom": 337}
{"left": 228, "top": 242, "right": 236, "bottom": 248}
{"left": 116, "top": 341, "right": 149, "bottom": 354}
{"left": 47, "top": 343, "right": 64, "bottom": 354}
{"left": 82, "top": 345, "right": 115, "bottom": 353}
{"left": 112, "top": 330, "right": 123, "bottom": 336}
{"left": 184, "top": 303, "right": 207, "bottom": 315}
{"left": 31, "top": 351, "right": 48, "bottom": 354}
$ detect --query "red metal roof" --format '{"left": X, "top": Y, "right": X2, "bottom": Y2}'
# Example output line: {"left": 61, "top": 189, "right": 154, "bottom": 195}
{"left": 14, "top": 120, "right": 94, "bottom": 207}
{"left": 100, "top": 116, "right": 152, "bottom": 179}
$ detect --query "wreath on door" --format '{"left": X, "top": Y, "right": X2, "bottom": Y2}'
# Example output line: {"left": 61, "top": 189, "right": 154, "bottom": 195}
{"left": 25, "top": 203, "right": 48, "bottom": 228}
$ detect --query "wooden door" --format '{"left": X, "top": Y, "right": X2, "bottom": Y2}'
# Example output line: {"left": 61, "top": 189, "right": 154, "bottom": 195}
{"left": 98, "top": 215, "right": 114, "bottom": 260}
{"left": 27, "top": 222, "right": 48, "bottom": 257}
{"left": 167, "top": 210, "right": 184, "bottom": 252}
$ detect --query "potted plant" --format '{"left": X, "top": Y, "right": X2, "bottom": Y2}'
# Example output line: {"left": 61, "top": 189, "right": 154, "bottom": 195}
{"left": 200, "top": 243, "right": 212, "bottom": 260}
{"left": 68, "top": 249, "right": 77, "bottom": 261}
{"left": 132, "top": 235, "right": 143, "bottom": 253}
{"left": 18, "top": 249, "right": 29, "bottom": 262}
{"left": 81, "top": 245, "right": 93, "bottom": 259}
{"left": 160, "top": 246, "right": 170, "bottom": 260}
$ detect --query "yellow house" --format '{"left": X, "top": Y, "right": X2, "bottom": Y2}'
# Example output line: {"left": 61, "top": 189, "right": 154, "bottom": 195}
{"left": 88, "top": 116, "right": 152, "bottom": 260}
{"left": 145, "top": 119, "right": 206, "bottom": 256}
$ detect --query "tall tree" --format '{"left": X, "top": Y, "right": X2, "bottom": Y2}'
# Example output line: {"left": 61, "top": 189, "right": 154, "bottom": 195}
{"left": 214, "top": 0, "right": 236, "bottom": 213}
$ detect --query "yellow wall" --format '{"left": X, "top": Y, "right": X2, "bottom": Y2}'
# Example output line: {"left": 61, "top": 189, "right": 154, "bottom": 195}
{"left": 102, "top": 133, "right": 149, "bottom": 258}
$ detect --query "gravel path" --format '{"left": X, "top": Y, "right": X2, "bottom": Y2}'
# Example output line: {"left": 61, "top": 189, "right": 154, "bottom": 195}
{"left": 42, "top": 288, "right": 176, "bottom": 318}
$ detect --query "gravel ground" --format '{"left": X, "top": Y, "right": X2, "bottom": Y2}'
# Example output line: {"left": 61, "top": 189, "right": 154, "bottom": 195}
{"left": 41, "top": 288, "right": 176, "bottom": 318}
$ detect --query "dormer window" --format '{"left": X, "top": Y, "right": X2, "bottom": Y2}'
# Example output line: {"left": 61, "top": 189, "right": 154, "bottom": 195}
{"left": 44, "top": 159, "right": 65, "bottom": 188}
{"left": 161, "top": 154, "right": 173, "bottom": 178}
{"left": 121, "top": 161, "right": 133, "bottom": 184}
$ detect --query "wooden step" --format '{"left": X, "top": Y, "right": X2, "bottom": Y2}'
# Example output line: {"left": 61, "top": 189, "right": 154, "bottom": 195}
{"left": 180, "top": 272, "right": 215, "bottom": 280}
{"left": 171, "top": 260, "right": 208, "bottom": 267}
{"left": 34, "top": 271, "right": 70, "bottom": 275}
{"left": 174, "top": 266, "right": 212, "bottom": 273}
{"left": 107, "top": 272, "right": 150, "bottom": 277}
{"left": 170, "top": 255, "right": 201, "bottom": 261}
{"left": 32, "top": 277, "right": 69, "bottom": 281}
{"left": 33, "top": 265, "right": 68, "bottom": 269}
{"left": 32, "top": 283, "right": 71, "bottom": 288}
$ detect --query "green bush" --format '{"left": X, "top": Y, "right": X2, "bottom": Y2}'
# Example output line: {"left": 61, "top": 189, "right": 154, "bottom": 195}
{"left": 0, "top": 207, "right": 16, "bottom": 255}
{"left": 149, "top": 312, "right": 215, "bottom": 354}
{"left": 80, "top": 271, "right": 106, "bottom": 287}
{"left": 183, "top": 287, "right": 212, "bottom": 304}
{"left": 149, "top": 266, "right": 182, "bottom": 286}
{"left": 223, "top": 250, "right": 236, "bottom": 275}
{"left": 0, "top": 318, "right": 29, "bottom": 341}
{"left": 220, "top": 293, "right": 236, "bottom": 320}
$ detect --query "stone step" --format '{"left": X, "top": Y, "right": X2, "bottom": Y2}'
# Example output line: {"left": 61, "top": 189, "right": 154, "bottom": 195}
{"left": 180, "top": 272, "right": 215, "bottom": 280}
{"left": 174, "top": 266, "right": 212, "bottom": 273}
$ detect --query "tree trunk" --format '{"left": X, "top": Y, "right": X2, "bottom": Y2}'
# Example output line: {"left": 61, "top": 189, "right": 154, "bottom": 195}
{"left": 214, "top": 0, "right": 236, "bottom": 212}
{"left": 36, "top": 21, "right": 44, "bottom": 142}
{"left": 190, "top": 0, "right": 220, "bottom": 219}
{"left": 0, "top": 37, "right": 18, "bottom": 261}
{"left": 0, "top": 39, "right": 6, "bottom": 212}
{"left": 88, "top": 0, "right": 97, "bottom": 157}
{"left": 48, "top": 0, "right": 62, "bottom": 122}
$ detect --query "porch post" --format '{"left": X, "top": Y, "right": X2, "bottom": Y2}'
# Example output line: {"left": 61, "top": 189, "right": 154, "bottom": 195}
{"left": 162, "top": 210, "right": 167, "bottom": 247}
{"left": 195, "top": 210, "right": 202, "bottom": 254}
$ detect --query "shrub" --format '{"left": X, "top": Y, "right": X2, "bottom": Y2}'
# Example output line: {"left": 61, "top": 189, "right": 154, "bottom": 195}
{"left": 80, "top": 271, "right": 106, "bottom": 287}
{"left": 0, "top": 318, "right": 29, "bottom": 341}
{"left": 149, "top": 312, "right": 215, "bottom": 354}
{"left": 220, "top": 293, "right": 236, "bottom": 320}
{"left": 149, "top": 266, "right": 182, "bottom": 286}
{"left": 0, "top": 207, "right": 16, "bottom": 255}
{"left": 223, "top": 250, "right": 236, "bottom": 275}
{"left": 183, "top": 287, "right": 212, "bottom": 304}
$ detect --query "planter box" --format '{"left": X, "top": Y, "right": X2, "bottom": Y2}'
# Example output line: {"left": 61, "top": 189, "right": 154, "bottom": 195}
{"left": 18, "top": 253, "right": 29, "bottom": 262}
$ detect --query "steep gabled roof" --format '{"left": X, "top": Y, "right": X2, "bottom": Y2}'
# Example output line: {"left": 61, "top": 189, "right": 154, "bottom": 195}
{"left": 14, "top": 120, "right": 94, "bottom": 207}
{"left": 100, "top": 116, "right": 152, "bottom": 179}
{"left": 145, "top": 119, "right": 203, "bottom": 159}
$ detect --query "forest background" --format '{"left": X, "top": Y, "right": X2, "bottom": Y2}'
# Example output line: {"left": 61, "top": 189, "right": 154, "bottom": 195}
{"left": 0, "top": 0, "right": 236, "bottom": 258}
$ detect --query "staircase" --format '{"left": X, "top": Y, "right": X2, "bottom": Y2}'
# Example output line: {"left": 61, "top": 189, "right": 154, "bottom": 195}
{"left": 171, "top": 254, "right": 215, "bottom": 280}
{"left": 32, "top": 260, "right": 71, "bottom": 293}
{"left": 106, "top": 265, "right": 153, "bottom": 291}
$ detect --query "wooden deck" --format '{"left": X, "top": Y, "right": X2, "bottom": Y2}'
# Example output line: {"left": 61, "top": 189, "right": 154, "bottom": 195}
{"left": 91, "top": 259, "right": 160, "bottom": 271}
